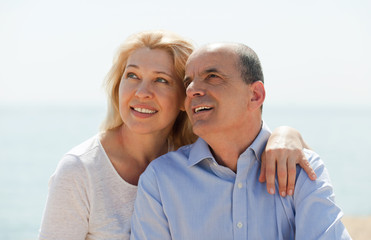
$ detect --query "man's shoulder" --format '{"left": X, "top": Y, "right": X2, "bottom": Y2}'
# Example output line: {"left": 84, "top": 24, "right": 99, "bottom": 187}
{"left": 296, "top": 148, "right": 331, "bottom": 185}
{"left": 138, "top": 143, "right": 196, "bottom": 187}
{"left": 302, "top": 148, "right": 324, "bottom": 169}
{"left": 150, "top": 143, "right": 194, "bottom": 169}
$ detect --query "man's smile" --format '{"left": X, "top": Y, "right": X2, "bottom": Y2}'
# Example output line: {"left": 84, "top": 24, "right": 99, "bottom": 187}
{"left": 194, "top": 106, "right": 213, "bottom": 113}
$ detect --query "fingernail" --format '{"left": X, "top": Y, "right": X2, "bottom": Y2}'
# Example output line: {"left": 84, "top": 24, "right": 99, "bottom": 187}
{"left": 269, "top": 188, "right": 275, "bottom": 194}
{"left": 311, "top": 174, "right": 317, "bottom": 179}
{"left": 281, "top": 191, "right": 286, "bottom": 197}
{"left": 288, "top": 190, "right": 293, "bottom": 196}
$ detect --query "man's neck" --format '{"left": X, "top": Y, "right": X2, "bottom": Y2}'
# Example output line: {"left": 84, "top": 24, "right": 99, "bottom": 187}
{"left": 204, "top": 119, "right": 262, "bottom": 172}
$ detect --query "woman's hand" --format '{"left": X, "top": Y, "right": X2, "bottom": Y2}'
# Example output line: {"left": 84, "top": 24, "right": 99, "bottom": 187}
{"left": 259, "top": 126, "right": 317, "bottom": 197}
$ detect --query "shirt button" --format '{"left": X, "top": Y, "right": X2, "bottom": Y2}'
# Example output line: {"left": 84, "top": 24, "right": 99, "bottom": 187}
{"left": 237, "top": 222, "right": 243, "bottom": 228}
{"left": 237, "top": 182, "right": 243, "bottom": 189}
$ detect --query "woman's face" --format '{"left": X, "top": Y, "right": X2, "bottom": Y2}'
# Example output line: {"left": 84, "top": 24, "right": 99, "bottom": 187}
{"left": 118, "top": 47, "right": 186, "bottom": 136}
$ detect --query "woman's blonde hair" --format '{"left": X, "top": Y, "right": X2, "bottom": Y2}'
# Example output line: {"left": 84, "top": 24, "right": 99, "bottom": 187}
{"left": 101, "top": 30, "right": 197, "bottom": 150}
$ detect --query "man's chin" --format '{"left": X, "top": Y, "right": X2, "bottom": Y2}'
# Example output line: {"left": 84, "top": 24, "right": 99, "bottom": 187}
{"left": 192, "top": 122, "right": 213, "bottom": 138}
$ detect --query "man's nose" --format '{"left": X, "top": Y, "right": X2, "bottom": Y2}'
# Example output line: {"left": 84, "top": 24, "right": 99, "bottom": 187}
{"left": 186, "top": 79, "right": 205, "bottom": 98}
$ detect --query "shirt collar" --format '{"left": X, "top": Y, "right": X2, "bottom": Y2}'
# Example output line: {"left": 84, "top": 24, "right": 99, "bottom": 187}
{"left": 187, "top": 137, "right": 214, "bottom": 167}
{"left": 187, "top": 121, "right": 272, "bottom": 167}
{"left": 247, "top": 121, "right": 271, "bottom": 162}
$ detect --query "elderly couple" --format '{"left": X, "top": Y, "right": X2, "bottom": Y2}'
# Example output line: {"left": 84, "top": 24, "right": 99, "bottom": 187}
{"left": 39, "top": 30, "right": 350, "bottom": 239}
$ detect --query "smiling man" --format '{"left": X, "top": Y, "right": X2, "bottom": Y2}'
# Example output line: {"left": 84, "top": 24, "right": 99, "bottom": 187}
{"left": 130, "top": 43, "right": 350, "bottom": 239}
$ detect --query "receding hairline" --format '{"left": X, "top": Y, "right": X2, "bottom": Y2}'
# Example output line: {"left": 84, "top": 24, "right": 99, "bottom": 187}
{"left": 192, "top": 42, "right": 244, "bottom": 55}
{"left": 187, "top": 42, "right": 263, "bottom": 83}
{"left": 186, "top": 43, "right": 242, "bottom": 67}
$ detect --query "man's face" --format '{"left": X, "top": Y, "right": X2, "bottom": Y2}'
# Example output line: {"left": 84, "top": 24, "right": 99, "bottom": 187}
{"left": 184, "top": 46, "right": 252, "bottom": 139}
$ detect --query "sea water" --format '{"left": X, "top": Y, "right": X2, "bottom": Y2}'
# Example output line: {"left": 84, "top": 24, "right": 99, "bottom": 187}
{"left": 1, "top": 104, "right": 370, "bottom": 240}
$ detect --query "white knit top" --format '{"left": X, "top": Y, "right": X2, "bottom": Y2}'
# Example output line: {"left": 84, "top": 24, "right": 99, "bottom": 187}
{"left": 39, "top": 135, "right": 137, "bottom": 240}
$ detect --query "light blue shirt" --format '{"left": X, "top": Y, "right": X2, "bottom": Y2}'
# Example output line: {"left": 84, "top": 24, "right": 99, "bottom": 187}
{"left": 130, "top": 122, "right": 351, "bottom": 240}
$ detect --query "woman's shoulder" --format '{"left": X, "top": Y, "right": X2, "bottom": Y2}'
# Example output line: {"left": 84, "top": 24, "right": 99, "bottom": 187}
{"left": 53, "top": 135, "right": 103, "bottom": 179}
{"left": 66, "top": 134, "right": 101, "bottom": 157}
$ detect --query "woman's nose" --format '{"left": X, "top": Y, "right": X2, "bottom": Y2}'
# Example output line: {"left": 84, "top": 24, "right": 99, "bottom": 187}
{"left": 135, "top": 81, "right": 153, "bottom": 99}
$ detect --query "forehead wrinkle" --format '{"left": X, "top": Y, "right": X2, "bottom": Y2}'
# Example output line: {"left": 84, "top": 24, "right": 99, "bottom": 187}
{"left": 126, "top": 64, "right": 174, "bottom": 78}
{"left": 126, "top": 64, "right": 139, "bottom": 69}
{"left": 203, "top": 67, "right": 227, "bottom": 78}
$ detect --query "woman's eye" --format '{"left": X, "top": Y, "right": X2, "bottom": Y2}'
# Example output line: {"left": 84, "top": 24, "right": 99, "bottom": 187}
{"left": 156, "top": 77, "right": 168, "bottom": 83}
{"left": 127, "top": 73, "right": 138, "bottom": 79}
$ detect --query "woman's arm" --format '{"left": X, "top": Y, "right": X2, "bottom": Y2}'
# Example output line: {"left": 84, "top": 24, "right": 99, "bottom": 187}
{"left": 259, "top": 126, "right": 317, "bottom": 197}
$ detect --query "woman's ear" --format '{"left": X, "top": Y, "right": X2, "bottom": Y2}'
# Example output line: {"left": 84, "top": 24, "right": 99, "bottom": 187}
{"left": 249, "top": 81, "right": 265, "bottom": 111}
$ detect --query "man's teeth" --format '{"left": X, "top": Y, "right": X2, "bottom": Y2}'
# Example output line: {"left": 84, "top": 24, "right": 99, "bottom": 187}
{"left": 194, "top": 106, "right": 212, "bottom": 113}
{"left": 134, "top": 108, "right": 156, "bottom": 114}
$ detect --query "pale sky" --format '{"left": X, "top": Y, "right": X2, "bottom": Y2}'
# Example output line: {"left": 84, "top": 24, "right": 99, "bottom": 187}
{"left": 1, "top": 0, "right": 370, "bottom": 106}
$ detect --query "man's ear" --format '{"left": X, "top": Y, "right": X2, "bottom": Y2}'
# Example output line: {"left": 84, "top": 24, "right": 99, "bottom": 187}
{"left": 180, "top": 97, "right": 186, "bottom": 111}
{"left": 248, "top": 81, "right": 265, "bottom": 111}
{"left": 180, "top": 102, "right": 185, "bottom": 112}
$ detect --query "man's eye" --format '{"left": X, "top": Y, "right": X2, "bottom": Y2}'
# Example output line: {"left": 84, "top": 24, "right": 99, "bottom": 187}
{"left": 156, "top": 77, "right": 168, "bottom": 83}
{"left": 207, "top": 74, "right": 219, "bottom": 79}
{"left": 183, "top": 78, "right": 191, "bottom": 87}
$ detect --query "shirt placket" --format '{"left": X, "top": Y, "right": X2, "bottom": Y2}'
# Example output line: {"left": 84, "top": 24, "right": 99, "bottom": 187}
{"left": 232, "top": 151, "right": 251, "bottom": 239}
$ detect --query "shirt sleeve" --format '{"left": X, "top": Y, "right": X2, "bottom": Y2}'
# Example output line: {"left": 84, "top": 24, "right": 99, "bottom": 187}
{"left": 38, "top": 155, "right": 90, "bottom": 240}
{"left": 294, "top": 150, "right": 351, "bottom": 240}
{"left": 130, "top": 165, "right": 172, "bottom": 240}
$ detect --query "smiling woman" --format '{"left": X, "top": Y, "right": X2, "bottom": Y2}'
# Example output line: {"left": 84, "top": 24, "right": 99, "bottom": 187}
{"left": 101, "top": 31, "right": 195, "bottom": 150}
{"left": 38, "top": 30, "right": 196, "bottom": 240}
{"left": 118, "top": 47, "right": 186, "bottom": 137}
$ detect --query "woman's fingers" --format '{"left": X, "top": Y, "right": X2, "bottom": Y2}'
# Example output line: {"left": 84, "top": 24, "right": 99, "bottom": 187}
{"left": 277, "top": 153, "right": 288, "bottom": 197}
{"left": 286, "top": 156, "right": 297, "bottom": 196}
{"left": 261, "top": 146, "right": 316, "bottom": 197}
{"left": 264, "top": 149, "right": 277, "bottom": 195}
{"left": 259, "top": 151, "right": 267, "bottom": 183}
{"left": 299, "top": 154, "right": 317, "bottom": 181}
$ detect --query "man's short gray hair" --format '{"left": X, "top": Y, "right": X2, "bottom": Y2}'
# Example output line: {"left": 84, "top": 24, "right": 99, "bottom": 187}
{"left": 235, "top": 44, "right": 264, "bottom": 85}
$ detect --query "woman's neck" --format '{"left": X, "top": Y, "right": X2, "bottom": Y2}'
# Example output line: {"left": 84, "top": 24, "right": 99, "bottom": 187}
{"left": 100, "top": 124, "right": 170, "bottom": 185}
{"left": 118, "top": 124, "right": 169, "bottom": 164}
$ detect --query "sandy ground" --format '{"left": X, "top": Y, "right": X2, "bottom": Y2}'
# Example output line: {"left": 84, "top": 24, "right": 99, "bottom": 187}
{"left": 342, "top": 216, "right": 371, "bottom": 240}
